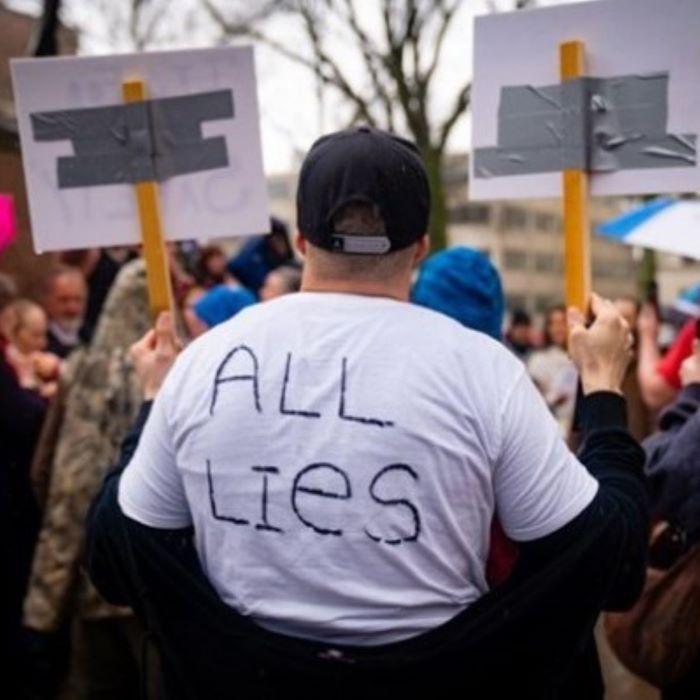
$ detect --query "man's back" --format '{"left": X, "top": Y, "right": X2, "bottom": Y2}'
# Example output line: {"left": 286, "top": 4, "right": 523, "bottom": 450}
{"left": 119, "top": 291, "right": 596, "bottom": 644}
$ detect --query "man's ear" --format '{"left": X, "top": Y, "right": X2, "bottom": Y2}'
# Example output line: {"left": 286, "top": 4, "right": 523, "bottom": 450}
{"left": 295, "top": 232, "right": 308, "bottom": 258}
{"left": 413, "top": 234, "right": 430, "bottom": 267}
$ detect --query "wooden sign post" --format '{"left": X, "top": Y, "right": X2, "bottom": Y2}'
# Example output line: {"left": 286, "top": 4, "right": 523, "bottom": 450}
{"left": 122, "top": 78, "right": 174, "bottom": 318}
{"left": 559, "top": 41, "right": 591, "bottom": 314}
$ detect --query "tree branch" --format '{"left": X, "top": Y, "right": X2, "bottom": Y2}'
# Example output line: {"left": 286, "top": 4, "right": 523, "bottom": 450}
{"left": 340, "top": 0, "right": 395, "bottom": 130}
{"left": 438, "top": 81, "right": 470, "bottom": 149}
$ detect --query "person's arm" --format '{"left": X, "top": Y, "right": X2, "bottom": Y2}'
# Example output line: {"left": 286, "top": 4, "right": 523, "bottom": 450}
{"left": 643, "top": 342, "right": 700, "bottom": 531}
{"left": 515, "top": 391, "right": 647, "bottom": 610}
{"left": 86, "top": 313, "right": 187, "bottom": 605}
{"left": 495, "top": 295, "right": 648, "bottom": 610}
{"left": 85, "top": 399, "right": 155, "bottom": 605}
{"left": 637, "top": 310, "right": 696, "bottom": 411}
{"left": 644, "top": 385, "right": 700, "bottom": 523}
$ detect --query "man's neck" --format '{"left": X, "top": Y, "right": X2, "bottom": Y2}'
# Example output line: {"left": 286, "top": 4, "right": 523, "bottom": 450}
{"left": 300, "top": 278, "right": 410, "bottom": 302}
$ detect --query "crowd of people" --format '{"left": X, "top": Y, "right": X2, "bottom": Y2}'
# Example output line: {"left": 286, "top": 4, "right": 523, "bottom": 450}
{"left": 1, "top": 126, "right": 700, "bottom": 699}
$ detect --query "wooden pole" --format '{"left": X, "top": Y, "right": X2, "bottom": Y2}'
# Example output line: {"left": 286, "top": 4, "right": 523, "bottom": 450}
{"left": 560, "top": 41, "right": 591, "bottom": 313}
{"left": 122, "top": 78, "right": 173, "bottom": 318}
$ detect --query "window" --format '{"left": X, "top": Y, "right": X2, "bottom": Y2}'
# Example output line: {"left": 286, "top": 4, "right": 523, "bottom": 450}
{"left": 501, "top": 206, "right": 528, "bottom": 229}
{"left": 447, "top": 204, "right": 491, "bottom": 224}
{"left": 534, "top": 212, "right": 558, "bottom": 232}
{"left": 534, "top": 253, "right": 561, "bottom": 272}
{"left": 503, "top": 249, "right": 528, "bottom": 270}
{"left": 506, "top": 294, "right": 528, "bottom": 311}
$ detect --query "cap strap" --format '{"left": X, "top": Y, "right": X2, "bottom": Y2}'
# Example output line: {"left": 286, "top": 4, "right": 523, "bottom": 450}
{"left": 330, "top": 234, "right": 391, "bottom": 255}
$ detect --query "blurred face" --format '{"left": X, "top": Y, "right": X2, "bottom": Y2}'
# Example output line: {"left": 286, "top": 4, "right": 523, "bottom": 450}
{"left": 260, "top": 272, "right": 287, "bottom": 302}
{"left": 45, "top": 273, "right": 87, "bottom": 330}
{"left": 15, "top": 307, "right": 47, "bottom": 354}
{"left": 547, "top": 309, "right": 568, "bottom": 348}
{"left": 205, "top": 252, "right": 227, "bottom": 279}
{"left": 510, "top": 323, "right": 531, "bottom": 345}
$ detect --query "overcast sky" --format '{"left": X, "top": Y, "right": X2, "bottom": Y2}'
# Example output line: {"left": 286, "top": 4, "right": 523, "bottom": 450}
{"left": 6, "top": 0, "right": 586, "bottom": 175}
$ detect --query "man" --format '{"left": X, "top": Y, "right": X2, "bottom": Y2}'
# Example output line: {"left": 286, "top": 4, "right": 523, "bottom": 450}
{"left": 506, "top": 308, "right": 534, "bottom": 360}
{"left": 23, "top": 260, "right": 157, "bottom": 699}
{"left": 643, "top": 338, "right": 700, "bottom": 698}
{"left": 86, "top": 127, "right": 647, "bottom": 698}
{"left": 41, "top": 265, "right": 88, "bottom": 358}
{"left": 0, "top": 273, "right": 46, "bottom": 696}
{"left": 259, "top": 265, "right": 303, "bottom": 302}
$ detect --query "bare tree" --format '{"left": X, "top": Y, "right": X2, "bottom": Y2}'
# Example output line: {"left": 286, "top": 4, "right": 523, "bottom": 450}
{"left": 204, "top": 0, "right": 535, "bottom": 250}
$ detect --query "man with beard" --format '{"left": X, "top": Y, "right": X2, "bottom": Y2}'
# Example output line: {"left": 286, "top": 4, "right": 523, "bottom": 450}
{"left": 41, "top": 266, "right": 87, "bottom": 358}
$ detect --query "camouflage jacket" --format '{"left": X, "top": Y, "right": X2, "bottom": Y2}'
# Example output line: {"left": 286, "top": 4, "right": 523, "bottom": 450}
{"left": 24, "top": 260, "right": 152, "bottom": 631}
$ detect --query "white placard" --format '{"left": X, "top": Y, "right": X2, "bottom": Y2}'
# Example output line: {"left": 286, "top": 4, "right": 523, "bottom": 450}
{"left": 11, "top": 46, "right": 270, "bottom": 252}
{"left": 470, "top": 0, "right": 700, "bottom": 200}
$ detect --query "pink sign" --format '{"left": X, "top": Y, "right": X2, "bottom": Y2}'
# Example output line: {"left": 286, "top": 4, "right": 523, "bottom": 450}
{"left": 0, "top": 194, "right": 17, "bottom": 254}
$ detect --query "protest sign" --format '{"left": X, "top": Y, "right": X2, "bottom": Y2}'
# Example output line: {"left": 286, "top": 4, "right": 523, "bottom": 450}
{"left": 471, "top": 0, "right": 700, "bottom": 201}
{"left": 470, "top": 0, "right": 700, "bottom": 310}
{"left": 11, "top": 46, "right": 269, "bottom": 254}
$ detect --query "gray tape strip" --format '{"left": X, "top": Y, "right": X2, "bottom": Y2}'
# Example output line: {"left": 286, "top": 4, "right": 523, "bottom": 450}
{"left": 30, "top": 89, "right": 234, "bottom": 188}
{"left": 330, "top": 234, "right": 391, "bottom": 255}
{"left": 473, "top": 73, "right": 696, "bottom": 178}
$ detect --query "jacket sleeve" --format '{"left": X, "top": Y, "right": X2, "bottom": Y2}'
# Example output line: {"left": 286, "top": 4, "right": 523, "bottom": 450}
{"left": 86, "top": 401, "right": 160, "bottom": 605}
{"left": 643, "top": 383, "right": 700, "bottom": 532}
{"left": 516, "top": 392, "right": 649, "bottom": 611}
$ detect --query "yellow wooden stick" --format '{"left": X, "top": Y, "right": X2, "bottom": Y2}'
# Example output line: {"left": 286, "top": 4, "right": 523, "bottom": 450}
{"left": 122, "top": 78, "right": 174, "bottom": 319}
{"left": 560, "top": 41, "right": 591, "bottom": 314}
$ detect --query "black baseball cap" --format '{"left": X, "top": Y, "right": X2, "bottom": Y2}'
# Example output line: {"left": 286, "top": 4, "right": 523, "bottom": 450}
{"left": 296, "top": 126, "right": 431, "bottom": 255}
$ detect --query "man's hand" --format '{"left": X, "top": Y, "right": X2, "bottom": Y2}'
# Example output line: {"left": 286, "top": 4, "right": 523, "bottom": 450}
{"left": 568, "top": 293, "right": 633, "bottom": 396}
{"left": 680, "top": 339, "right": 700, "bottom": 387}
{"left": 130, "top": 312, "right": 181, "bottom": 400}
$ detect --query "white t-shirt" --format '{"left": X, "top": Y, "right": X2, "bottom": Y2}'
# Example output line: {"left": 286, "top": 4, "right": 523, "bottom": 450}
{"left": 119, "top": 292, "right": 598, "bottom": 645}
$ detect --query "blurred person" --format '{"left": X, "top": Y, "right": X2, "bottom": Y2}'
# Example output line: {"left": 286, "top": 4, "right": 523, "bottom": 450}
{"left": 506, "top": 308, "right": 534, "bottom": 361}
{"left": 86, "top": 127, "right": 646, "bottom": 699}
{"left": 41, "top": 265, "right": 88, "bottom": 358}
{"left": 259, "top": 265, "right": 303, "bottom": 302}
{"left": 0, "top": 275, "right": 47, "bottom": 696}
{"left": 186, "top": 284, "right": 256, "bottom": 337}
{"left": 21, "top": 259, "right": 160, "bottom": 700}
{"left": 528, "top": 304, "right": 579, "bottom": 434}
{"left": 614, "top": 296, "right": 654, "bottom": 441}
{"left": 0, "top": 271, "right": 18, "bottom": 341}
{"left": 196, "top": 245, "right": 234, "bottom": 288}
{"left": 61, "top": 247, "right": 136, "bottom": 344}
{"left": 638, "top": 298, "right": 698, "bottom": 412}
{"left": 641, "top": 339, "right": 700, "bottom": 698}
{"left": 227, "top": 217, "right": 295, "bottom": 293}
{"left": 412, "top": 246, "right": 504, "bottom": 339}
{"left": 5, "top": 300, "right": 60, "bottom": 398}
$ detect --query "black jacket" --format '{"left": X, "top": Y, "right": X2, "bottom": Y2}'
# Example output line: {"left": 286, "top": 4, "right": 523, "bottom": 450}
{"left": 644, "top": 383, "right": 700, "bottom": 537}
{"left": 85, "top": 392, "right": 648, "bottom": 699}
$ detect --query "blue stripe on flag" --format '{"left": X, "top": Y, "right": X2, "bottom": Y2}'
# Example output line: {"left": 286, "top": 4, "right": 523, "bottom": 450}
{"left": 597, "top": 198, "right": 677, "bottom": 240}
